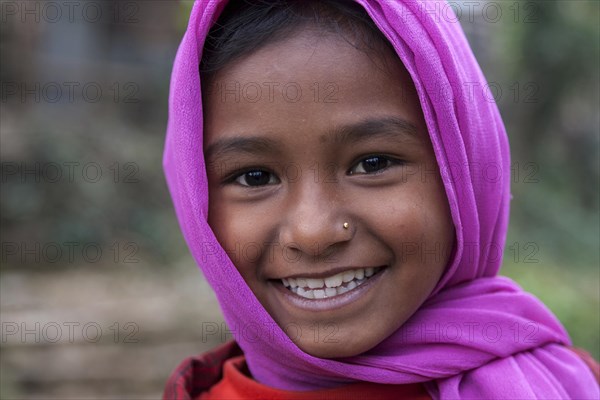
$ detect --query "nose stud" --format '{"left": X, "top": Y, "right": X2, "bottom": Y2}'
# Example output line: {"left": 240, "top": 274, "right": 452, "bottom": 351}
{"left": 343, "top": 222, "right": 349, "bottom": 230}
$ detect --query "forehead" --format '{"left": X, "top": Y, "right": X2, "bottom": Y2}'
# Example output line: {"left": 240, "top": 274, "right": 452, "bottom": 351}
{"left": 203, "top": 31, "right": 425, "bottom": 145}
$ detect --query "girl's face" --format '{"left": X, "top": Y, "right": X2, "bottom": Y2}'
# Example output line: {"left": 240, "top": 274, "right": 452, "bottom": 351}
{"left": 205, "top": 31, "right": 454, "bottom": 358}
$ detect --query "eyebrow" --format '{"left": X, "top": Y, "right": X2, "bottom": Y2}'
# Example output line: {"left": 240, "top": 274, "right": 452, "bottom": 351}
{"left": 331, "top": 116, "right": 420, "bottom": 145}
{"left": 204, "top": 116, "right": 420, "bottom": 160}
{"left": 205, "top": 136, "right": 281, "bottom": 161}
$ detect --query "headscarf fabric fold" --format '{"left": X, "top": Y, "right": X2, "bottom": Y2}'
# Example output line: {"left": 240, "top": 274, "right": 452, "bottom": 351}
{"left": 163, "top": 0, "right": 599, "bottom": 398}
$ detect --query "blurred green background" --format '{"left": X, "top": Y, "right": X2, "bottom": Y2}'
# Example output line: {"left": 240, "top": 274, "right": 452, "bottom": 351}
{"left": 1, "top": 1, "right": 598, "bottom": 398}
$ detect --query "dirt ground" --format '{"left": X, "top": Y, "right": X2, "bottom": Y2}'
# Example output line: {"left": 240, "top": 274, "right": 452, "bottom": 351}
{"left": 0, "top": 256, "right": 227, "bottom": 399}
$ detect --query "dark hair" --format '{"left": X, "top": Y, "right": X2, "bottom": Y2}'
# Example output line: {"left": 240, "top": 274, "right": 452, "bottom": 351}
{"left": 200, "top": 0, "right": 396, "bottom": 90}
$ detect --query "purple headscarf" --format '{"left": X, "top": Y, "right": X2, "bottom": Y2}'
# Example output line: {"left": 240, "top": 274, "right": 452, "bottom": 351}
{"left": 163, "top": 0, "right": 599, "bottom": 398}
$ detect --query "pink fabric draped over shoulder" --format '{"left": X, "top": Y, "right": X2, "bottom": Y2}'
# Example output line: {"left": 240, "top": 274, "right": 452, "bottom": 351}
{"left": 163, "top": 0, "right": 599, "bottom": 398}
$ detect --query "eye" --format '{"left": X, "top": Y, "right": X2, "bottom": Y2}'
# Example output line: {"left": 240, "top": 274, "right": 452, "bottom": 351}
{"left": 349, "top": 155, "right": 395, "bottom": 175}
{"left": 234, "top": 170, "right": 279, "bottom": 187}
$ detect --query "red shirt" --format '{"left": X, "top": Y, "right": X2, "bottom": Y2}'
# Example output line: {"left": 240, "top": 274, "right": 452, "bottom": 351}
{"left": 199, "top": 354, "right": 431, "bottom": 400}
{"left": 163, "top": 341, "right": 430, "bottom": 400}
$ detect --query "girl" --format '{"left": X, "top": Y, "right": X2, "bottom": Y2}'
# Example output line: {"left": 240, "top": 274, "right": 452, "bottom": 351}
{"left": 163, "top": 0, "right": 599, "bottom": 398}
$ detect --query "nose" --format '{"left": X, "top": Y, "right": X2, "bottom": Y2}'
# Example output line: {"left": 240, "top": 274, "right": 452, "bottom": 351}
{"left": 278, "top": 182, "right": 354, "bottom": 259}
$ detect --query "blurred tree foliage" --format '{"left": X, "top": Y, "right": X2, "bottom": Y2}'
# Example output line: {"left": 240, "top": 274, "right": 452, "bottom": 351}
{"left": 485, "top": 1, "right": 599, "bottom": 269}
{"left": 487, "top": 0, "right": 600, "bottom": 360}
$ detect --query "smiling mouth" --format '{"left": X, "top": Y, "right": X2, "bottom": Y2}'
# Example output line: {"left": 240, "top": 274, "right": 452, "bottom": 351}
{"left": 281, "top": 267, "right": 384, "bottom": 299}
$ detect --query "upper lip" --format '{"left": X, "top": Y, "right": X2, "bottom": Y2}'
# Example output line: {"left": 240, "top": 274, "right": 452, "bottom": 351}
{"left": 272, "top": 265, "right": 385, "bottom": 280}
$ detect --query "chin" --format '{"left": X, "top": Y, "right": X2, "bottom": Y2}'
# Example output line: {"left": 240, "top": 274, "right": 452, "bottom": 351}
{"left": 293, "top": 332, "right": 381, "bottom": 359}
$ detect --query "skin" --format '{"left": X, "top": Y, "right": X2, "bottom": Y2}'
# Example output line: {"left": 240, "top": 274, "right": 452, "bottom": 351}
{"left": 204, "top": 29, "right": 455, "bottom": 358}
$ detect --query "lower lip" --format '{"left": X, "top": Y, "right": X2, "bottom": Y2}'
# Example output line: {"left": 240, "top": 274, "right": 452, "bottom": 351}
{"left": 272, "top": 268, "right": 387, "bottom": 312}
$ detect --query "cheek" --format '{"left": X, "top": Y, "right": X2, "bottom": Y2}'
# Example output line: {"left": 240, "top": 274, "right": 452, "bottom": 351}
{"left": 207, "top": 194, "right": 246, "bottom": 267}
{"left": 367, "top": 178, "right": 453, "bottom": 269}
{"left": 354, "top": 183, "right": 430, "bottom": 235}
{"left": 207, "top": 195, "right": 273, "bottom": 279}
{"left": 413, "top": 180, "right": 455, "bottom": 278}
{"left": 426, "top": 178, "right": 455, "bottom": 246}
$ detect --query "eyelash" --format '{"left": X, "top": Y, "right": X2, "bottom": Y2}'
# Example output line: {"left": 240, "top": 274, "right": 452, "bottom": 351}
{"left": 227, "top": 155, "right": 402, "bottom": 187}
{"left": 232, "top": 169, "right": 280, "bottom": 187}
{"left": 348, "top": 155, "right": 400, "bottom": 175}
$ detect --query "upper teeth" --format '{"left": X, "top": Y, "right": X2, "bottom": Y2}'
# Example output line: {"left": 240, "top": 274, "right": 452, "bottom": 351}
{"left": 282, "top": 267, "right": 378, "bottom": 290}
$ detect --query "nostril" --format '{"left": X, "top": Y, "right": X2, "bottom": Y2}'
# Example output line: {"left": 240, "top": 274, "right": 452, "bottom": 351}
{"left": 281, "top": 240, "right": 350, "bottom": 264}
{"left": 277, "top": 207, "right": 355, "bottom": 259}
